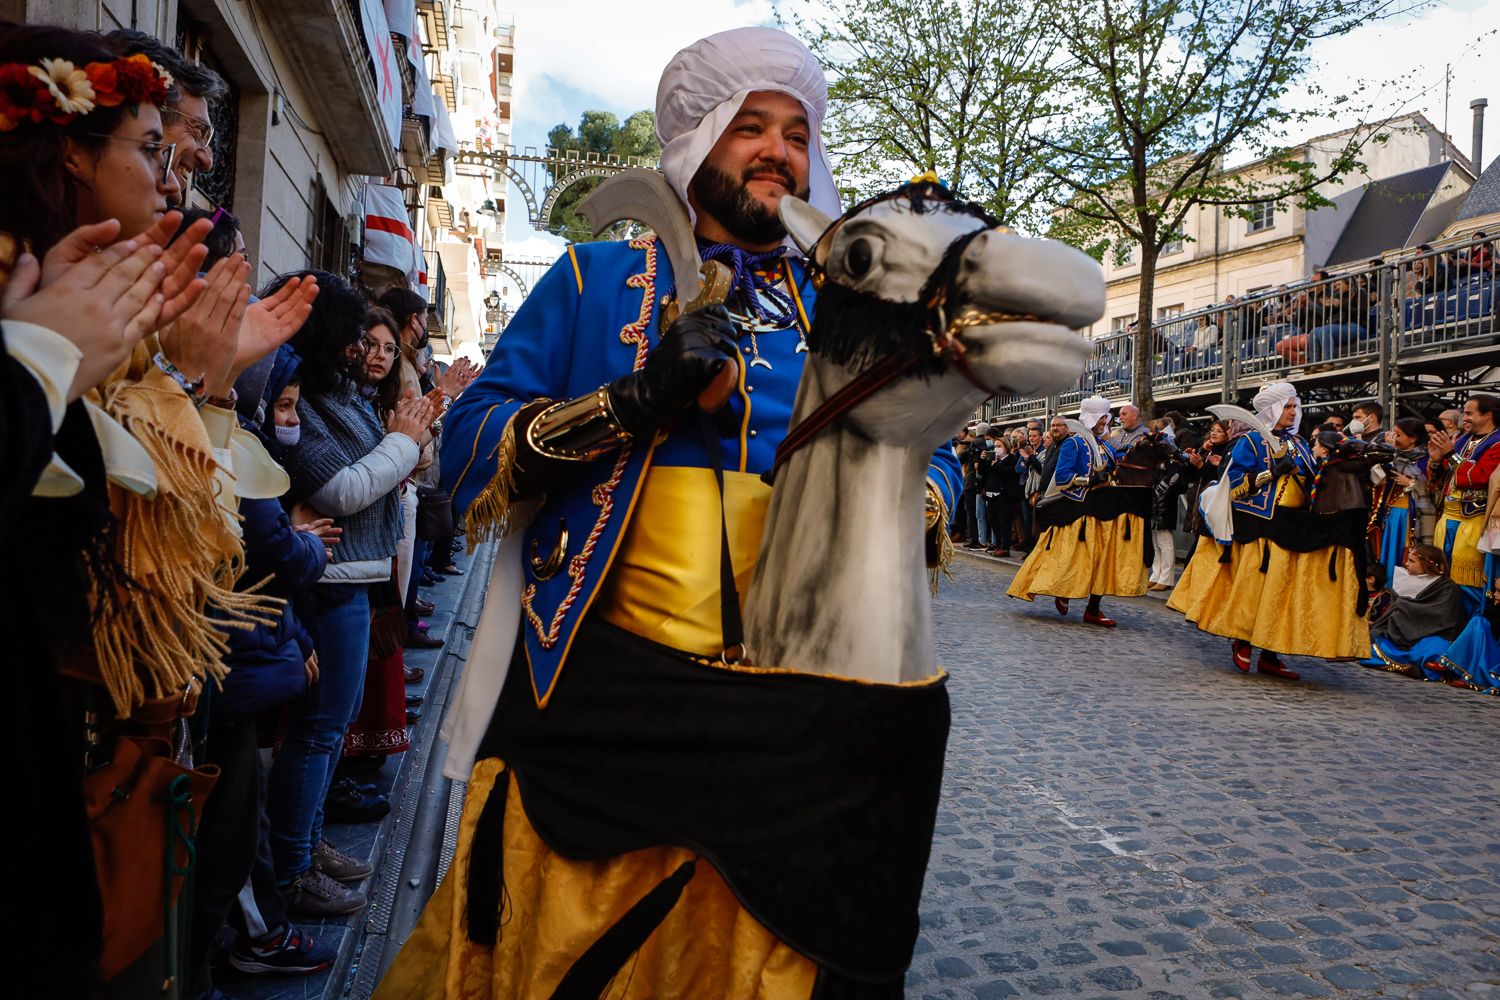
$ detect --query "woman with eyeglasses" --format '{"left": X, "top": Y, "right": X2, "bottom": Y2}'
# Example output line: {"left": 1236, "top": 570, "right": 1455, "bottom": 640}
{"left": 266, "top": 279, "right": 440, "bottom": 918}
{"left": 339, "top": 307, "right": 424, "bottom": 793}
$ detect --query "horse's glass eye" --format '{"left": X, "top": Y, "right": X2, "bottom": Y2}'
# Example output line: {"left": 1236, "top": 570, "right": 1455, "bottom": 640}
{"left": 845, "top": 237, "right": 874, "bottom": 277}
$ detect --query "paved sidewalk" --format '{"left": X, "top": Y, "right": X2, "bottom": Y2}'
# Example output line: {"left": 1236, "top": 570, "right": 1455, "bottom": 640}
{"left": 909, "top": 553, "right": 1500, "bottom": 999}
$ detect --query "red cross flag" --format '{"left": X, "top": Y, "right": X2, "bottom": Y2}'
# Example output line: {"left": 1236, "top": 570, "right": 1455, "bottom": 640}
{"left": 358, "top": 0, "right": 402, "bottom": 153}
{"left": 365, "top": 183, "right": 416, "bottom": 276}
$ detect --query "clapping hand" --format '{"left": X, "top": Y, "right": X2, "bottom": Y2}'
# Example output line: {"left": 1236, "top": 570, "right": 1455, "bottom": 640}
{"left": 434, "top": 357, "right": 480, "bottom": 399}
{"left": 387, "top": 388, "right": 441, "bottom": 443}
{"left": 237, "top": 275, "right": 319, "bottom": 378}
{"left": 3, "top": 236, "right": 171, "bottom": 401}
{"left": 157, "top": 255, "right": 252, "bottom": 395}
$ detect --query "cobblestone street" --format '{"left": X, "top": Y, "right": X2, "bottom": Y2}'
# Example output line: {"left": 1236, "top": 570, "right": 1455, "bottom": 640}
{"left": 911, "top": 554, "right": 1500, "bottom": 1000}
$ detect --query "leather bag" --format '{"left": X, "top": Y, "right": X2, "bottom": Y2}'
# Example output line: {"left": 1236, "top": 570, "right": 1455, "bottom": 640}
{"left": 416, "top": 484, "right": 454, "bottom": 541}
{"left": 85, "top": 735, "right": 218, "bottom": 980}
{"left": 368, "top": 571, "right": 408, "bottom": 660}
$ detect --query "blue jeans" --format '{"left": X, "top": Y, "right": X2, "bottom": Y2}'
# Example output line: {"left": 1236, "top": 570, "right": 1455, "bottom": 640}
{"left": 1308, "top": 323, "right": 1365, "bottom": 362}
{"left": 266, "top": 584, "right": 370, "bottom": 879}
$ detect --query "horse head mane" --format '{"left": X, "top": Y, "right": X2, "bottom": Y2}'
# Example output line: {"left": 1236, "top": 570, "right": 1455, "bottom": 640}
{"left": 805, "top": 179, "right": 1000, "bottom": 378}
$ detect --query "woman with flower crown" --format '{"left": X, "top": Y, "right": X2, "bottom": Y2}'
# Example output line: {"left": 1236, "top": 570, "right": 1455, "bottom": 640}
{"left": 0, "top": 21, "right": 313, "bottom": 994}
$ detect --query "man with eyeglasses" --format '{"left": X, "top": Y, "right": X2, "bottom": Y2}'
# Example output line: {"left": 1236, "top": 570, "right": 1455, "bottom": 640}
{"left": 107, "top": 30, "right": 229, "bottom": 205}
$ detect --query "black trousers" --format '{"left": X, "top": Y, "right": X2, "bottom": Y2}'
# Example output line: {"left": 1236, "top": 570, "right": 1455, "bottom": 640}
{"left": 985, "top": 494, "right": 1015, "bottom": 549}
{"left": 189, "top": 717, "right": 263, "bottom": 994}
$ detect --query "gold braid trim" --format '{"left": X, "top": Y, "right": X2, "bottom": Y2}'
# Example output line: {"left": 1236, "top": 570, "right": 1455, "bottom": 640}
{"left": 96, "top": 370, "right": 281, "bottom": 716}
{"left": 465, "top": 406, "right": 527, "bottom": 553}
{"left": 926, "top": 480, "right": 954, "bottom": 596}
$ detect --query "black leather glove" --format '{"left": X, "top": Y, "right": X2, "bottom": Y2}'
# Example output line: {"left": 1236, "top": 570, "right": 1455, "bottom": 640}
{"left": 1271, "top": 453, "right": 1298, "bottom": 478}
{"left": 606, "top": 307, "right": 739, "bottom": 438}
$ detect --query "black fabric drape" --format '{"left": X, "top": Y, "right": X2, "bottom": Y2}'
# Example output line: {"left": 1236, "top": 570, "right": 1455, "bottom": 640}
{"left": 474, "top": 618, "right": 950, "bottom": 987}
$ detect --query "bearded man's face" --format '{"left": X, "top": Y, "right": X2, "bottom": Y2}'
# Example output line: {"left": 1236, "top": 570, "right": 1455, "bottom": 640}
{"left": 688, "top": 90, "right": 812, "bottom": 247}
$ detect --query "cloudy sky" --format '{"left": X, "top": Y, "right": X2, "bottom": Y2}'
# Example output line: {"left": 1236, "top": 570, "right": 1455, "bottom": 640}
{"left": 494, "top": 0, "right": 1498, "bottom": 265}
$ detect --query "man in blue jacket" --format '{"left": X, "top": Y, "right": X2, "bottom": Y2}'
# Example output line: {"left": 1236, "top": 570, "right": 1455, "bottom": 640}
{"left": 386, "top": 26, "right": 961, "bottom": 1000}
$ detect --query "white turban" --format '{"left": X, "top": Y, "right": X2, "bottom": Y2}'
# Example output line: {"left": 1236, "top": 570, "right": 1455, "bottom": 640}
{"left": 1079, "top": 395, "right": 1112, "bottom": 434}
{"left": 1253, "top": 381, "right": 1301, "bottom": 434}
{"left": 655, "top": 27, "right": 841, "bottom": 227}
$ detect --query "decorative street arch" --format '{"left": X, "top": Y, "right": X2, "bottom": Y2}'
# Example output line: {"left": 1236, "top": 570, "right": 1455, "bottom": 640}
{"left": 455, "top": 144, "right": 658, "bottom": 232}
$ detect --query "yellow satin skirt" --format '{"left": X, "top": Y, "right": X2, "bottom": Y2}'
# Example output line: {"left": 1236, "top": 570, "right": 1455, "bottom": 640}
{"left": 374, "top": 759, "right": 817, "bottom": 1000}
{"left": 1167, "top": 538, "right": 1368, "bottom": 659}
{"left": 1007, "top": 514, "right": 1149, "bottom": 601}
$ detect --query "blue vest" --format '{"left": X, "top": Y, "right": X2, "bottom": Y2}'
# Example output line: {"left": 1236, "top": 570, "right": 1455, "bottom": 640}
{"left": 440, "top": 238, "right": 961, "bottom": 706}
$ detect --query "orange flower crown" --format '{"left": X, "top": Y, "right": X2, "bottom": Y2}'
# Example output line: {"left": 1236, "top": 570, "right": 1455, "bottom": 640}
{"left": 0, "top": 53, "right": 173, "bottom": 133}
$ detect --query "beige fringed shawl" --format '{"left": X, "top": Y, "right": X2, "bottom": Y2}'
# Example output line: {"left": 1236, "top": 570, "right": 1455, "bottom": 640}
{"left": 88, "top": 342, "right": 282, "bottom": 715}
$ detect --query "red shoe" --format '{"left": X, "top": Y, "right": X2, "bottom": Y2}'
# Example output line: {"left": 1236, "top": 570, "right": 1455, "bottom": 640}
{"left": 1083, "top": 609, "right": 1117, "bottom": 628}
{"left": 1257, "top": 652, "right": 1299, "bottom": 680}
{"left": 1231, "top": 640, "right": 1252, "bottom": 673}
{"left": 1054, "top": 597, "right": 1070, "bottom": 616}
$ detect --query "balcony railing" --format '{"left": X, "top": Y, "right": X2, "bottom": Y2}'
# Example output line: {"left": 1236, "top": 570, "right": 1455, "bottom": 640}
{"left": 982, "top": 233, "right": 1499, "bottom": 425}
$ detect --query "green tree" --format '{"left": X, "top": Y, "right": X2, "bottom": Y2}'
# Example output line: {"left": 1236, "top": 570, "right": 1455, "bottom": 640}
{"left": 1043, "top": 0, "right": 1411, "bottom": 414}
{"left": 545, "top": 109, "right": 662, "bottom": 241}
{"left": 786, "top": 0, "right": 1068, "bottom": 232}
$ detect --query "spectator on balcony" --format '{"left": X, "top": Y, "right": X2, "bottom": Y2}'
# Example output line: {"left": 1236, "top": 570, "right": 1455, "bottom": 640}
{"left": 1306, "top": 276, "right": 1371, "bottom": 363}
{"left": 1408, "top": 245, "right": 1453, "bottom": 297}
{"left": 1467, "top": 231, "right": 1493, "bottom": 273}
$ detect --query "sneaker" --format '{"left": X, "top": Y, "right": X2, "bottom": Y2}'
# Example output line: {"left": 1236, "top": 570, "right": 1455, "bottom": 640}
{"left": 229, "top": 925, "right": 336, "bottom": 976}
{"left": 324, "top": 775, "right": 390, "bottom": 823}
{"left": 280, "top": 867, "right": 367, "bottom": 917}
{"left": 313, "top": 838, "right": 373, "bottom": 882}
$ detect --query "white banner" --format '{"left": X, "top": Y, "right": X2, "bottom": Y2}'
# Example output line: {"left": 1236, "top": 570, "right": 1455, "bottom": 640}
{"left": 364, "top": 183, "right": 416, "bottom": 274}
{"left": 358, "top": 0, "right": 403, "bottom": 153}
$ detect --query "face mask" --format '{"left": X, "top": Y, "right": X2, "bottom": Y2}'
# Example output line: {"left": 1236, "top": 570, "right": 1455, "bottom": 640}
{"left": 274, "top": 423, "right": 301, "bottom": 447}
{"left": 1347, "top": 419, "right": 1365, "bottom": 437}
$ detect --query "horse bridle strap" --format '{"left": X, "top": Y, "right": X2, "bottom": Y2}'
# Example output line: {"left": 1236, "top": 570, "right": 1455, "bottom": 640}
{"left": 765, "top": 224, "right": 1039, "bottom": 485}
{"left": 762, "top": 347, "right": 926, "bottom": 486}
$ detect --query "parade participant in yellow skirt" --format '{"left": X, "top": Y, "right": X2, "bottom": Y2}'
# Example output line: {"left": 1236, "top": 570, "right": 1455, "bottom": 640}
{"left": 1427, "top": 393, "right": 1500, "bottom": 614}
{"left": 1168, "top": 382, "right": 1369, "bottom": 680}
{"left": 1008, "top": 395, "right": 1148, "bottom": 627}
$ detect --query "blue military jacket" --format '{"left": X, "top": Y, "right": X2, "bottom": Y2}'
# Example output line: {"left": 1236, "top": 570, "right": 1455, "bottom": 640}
{"left": 1224, "top": 430, "right": 1317, "bottom": 518}
{"left": 1050, "top": 433, "right": 1116, "bottom": 502}
{"left": 441, "top": 237, "right": 961, "bottom": 706}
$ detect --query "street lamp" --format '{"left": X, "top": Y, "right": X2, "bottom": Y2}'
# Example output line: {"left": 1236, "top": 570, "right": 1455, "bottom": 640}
{"left": 484, "top": 289, "right": 501, "bottom": 312}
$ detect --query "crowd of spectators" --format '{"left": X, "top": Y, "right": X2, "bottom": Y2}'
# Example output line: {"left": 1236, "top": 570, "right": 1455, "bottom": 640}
{"left": 1, "top": 20, "right": 480, "bottom": 997}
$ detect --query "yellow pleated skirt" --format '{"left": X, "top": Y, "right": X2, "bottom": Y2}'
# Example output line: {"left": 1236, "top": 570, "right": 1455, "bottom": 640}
{"left": 1166, "top": 537, "right": 1368, "bottom": 659}
{"left": 1007, "top": 514, "right": 1149, "bottom": 601}
{"left": 374, "top": 758, "right": 817, "bottom": 1000}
